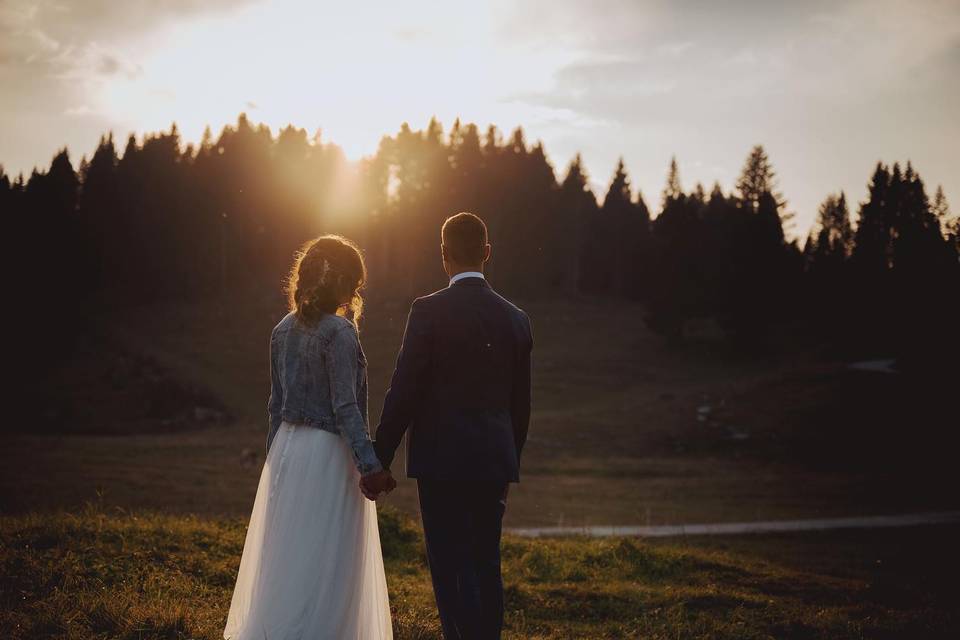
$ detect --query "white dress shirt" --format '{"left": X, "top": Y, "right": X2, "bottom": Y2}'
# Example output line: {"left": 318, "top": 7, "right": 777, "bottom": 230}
{"left": 449, "top": 271, "right": 485, "bottom": 286}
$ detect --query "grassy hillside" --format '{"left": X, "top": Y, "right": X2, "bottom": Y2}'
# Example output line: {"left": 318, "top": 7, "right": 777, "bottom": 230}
{"left": 2, "top": 286, "right": 958, "bottom": 638}
{"left": 2, "top": 290, "right": 958, "bottom": 527}
{"left": 2, "top": 505, "right": 957, "bottom": 639}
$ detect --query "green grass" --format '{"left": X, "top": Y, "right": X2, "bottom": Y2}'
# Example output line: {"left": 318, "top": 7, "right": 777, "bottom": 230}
{"left": 3, "top": 289, "right": 959, "bottom": 637}
{"left": 2, "top": 505, "right": 956, "bottom": 639}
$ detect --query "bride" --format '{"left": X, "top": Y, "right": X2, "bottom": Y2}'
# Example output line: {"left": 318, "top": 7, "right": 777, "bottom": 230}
{"left": 224, "top": 235, "right": 396, "bottom": 639}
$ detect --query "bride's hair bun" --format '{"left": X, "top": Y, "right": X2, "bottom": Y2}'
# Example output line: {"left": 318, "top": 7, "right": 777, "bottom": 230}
{"left": 286, "top": 235, "right": 366, "bottom": 325}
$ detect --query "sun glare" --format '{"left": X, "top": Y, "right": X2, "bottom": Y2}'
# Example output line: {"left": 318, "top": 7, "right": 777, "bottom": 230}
{"left": 95, "top": 0, "right": 570, "bottom": 161}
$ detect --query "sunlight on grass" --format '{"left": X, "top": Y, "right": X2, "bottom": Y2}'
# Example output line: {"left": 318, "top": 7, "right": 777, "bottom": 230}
{"left": 2, "top": 502, "right": 956, "bottom": 639}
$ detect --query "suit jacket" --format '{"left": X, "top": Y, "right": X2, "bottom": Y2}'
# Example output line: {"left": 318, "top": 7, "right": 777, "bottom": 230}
{"left": 373, "top": 276, "right": 533, "bottom": 483}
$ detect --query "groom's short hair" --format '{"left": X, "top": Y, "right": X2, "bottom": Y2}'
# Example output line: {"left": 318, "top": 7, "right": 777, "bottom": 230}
{"left": 442, "top": 212, "right": 488, "bottom": 264}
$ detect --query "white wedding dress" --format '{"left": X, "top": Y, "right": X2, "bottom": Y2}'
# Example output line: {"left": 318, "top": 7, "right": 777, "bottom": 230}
{"left": 223, "top": 420, "right": 393, "bottom": 639}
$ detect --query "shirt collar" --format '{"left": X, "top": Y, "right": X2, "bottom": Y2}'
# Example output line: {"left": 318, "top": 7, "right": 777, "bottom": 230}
{"left": 449, "top": 271, "right": 485, "bottom": 286}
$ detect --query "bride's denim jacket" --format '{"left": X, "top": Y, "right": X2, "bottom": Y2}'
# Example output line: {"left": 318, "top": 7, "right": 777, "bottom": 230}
{"left": 266, "top": 311, "right": 383, "bottom": 476}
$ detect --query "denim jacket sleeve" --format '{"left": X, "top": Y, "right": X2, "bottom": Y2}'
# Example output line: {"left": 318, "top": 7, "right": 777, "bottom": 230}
{"left": 326, "top": 324, "right": 383, "bottom": 476}
{"left": 266, "top": 330, "right": 283, "bottom": 455}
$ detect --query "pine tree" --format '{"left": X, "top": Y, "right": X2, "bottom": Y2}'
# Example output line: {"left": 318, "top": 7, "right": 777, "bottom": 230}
{"left": 646, "top": 159, "right": 710, "bottom": 339}
{"left": 561, "top": 155, "right": 599, "bottom": 294}
{"left": 852, "top": 162, "right": 891, "bottom": 274}
{"left": 804, "top": 192, "right": 854, "bottom": 337}
{"left": 26, "top": 149, "right": 84, "bottom": 335}
{"left": 0, "top": 166, "right": 11, "bottom": 215}
{"left": 601, "top": 158, "right": 647, "bottom": 297}
{"left": 691, "top": 182, "right": 706, "bottom": 206}
{"left": 932, "top": 186, "right": 959, "bottom": 255}
{"left": 604, "top": 158, "right": 631, "bottom": 208}
{"left": 811, "top": 192, "right": 853, "bottom": 262}
{"left": 79, "top": 133, "right": 120, "bottom": 286}
{"left": 735, "top": 145, "right": 782, "bottom": 212}
{"left": 735, "top": 144, "right": 794, "bottom": 236}
{"left": 483, "top": 125, "right": 501, "bottom": 156}
{"left": 661, "top": 156, "right": 682, "bottom": 208}
{"left": 0, "top": 166, "right": 16, "bottom": 301}
{"left": 931, "top": 185, "right": 950, "bottom": 221}
{"left": 46, "top": 149, "right": 80, "bottom": 218}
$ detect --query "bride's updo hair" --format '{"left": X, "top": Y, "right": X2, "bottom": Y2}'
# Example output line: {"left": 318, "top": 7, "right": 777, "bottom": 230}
{"left": 286, "top": 235, "right": 367, "bottom": 326}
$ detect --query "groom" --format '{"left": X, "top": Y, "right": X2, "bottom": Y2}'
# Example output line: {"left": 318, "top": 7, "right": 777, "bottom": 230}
{"left": 363, "top": 212, "right": 533, "bottom": 640}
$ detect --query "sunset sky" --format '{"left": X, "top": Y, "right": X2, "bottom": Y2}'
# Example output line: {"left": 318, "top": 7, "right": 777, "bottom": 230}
{"left": 2, "top": 0, "right": 958, "bottom": 234}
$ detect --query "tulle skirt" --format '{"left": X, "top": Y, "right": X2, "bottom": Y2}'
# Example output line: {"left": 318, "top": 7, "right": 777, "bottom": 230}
{"left": 223, "top": 421, "right": 393, "bottom": 640}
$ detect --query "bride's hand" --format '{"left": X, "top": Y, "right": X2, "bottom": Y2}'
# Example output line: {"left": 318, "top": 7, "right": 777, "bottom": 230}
{"left": 359, "top": 470, "right": 395, "bottom": 500}
{"left": 359, "top": 479, "right": 375, "bottom": 500}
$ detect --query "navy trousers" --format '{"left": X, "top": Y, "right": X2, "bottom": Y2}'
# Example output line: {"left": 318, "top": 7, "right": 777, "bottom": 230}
{"left": 417, "top": 480, "right": 508, "bottom": 640}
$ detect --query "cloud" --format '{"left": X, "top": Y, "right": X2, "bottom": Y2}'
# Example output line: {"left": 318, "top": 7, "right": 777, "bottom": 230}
{"left": 63, "top": 105, "right": 94, "bottom": 117}
{"left": 2, "top": 0, "right": 258, "bottom": 42}
{"left": 96, "top": 53, "right": 141, "bottom": 78}
{"left": 0, "top": 0, "right": 258, "bottom": 171}
{"left": 496, "top": 0, "right": 960, "bottom": 231}
{"left": 1, "top": 0, "right": 256, "bottom": 77}
{"left": 511, "top": 0, "right": 960, "bottom": 123}
{"left": 503, "top": 0, "right": 960, "bottom": 145}
{"left": 393, "top": 27, "right": 431, "bottom": 42}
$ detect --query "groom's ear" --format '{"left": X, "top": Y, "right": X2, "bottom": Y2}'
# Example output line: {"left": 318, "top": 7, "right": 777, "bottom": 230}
{"left": 482, "top": 243, "right": 492, "bottom": 263}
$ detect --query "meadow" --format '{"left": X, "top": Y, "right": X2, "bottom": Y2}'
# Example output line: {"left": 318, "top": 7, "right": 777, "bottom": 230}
{"left": 2, "top": 283, "right": 958, "bottom": 638}
{"left": 2, "top": 504, "right": 957, "bottom": 639}
{"left": 2, "top": 283, "right": 957, "bottom": 526}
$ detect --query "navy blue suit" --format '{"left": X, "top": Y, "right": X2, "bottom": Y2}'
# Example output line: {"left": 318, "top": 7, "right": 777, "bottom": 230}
{"left": 374, "top": 275, "right": 532, "bottom": 639}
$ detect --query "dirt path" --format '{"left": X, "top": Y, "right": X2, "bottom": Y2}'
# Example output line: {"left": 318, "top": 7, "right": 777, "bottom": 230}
{"left": 506, "top": 511, "right": 960, "bottom": 538}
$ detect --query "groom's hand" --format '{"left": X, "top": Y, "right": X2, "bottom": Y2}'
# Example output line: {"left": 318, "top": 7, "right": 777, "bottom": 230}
{"left": 360, "top": 469, "right": 396, "bottom": 500}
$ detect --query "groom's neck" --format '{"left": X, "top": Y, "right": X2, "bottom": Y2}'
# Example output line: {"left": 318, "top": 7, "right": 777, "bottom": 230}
{"left": 447, "top": 264, "right": 484, "bottom": 278}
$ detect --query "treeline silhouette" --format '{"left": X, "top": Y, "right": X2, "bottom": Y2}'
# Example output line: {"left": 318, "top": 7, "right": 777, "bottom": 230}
{"left": 2, "top": 113, "right": 958, "bottom": 366}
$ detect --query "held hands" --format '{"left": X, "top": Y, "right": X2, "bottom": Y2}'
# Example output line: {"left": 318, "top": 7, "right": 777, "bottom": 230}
{"left": 359, "top": 469, "right": 396, "bottom": 501}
